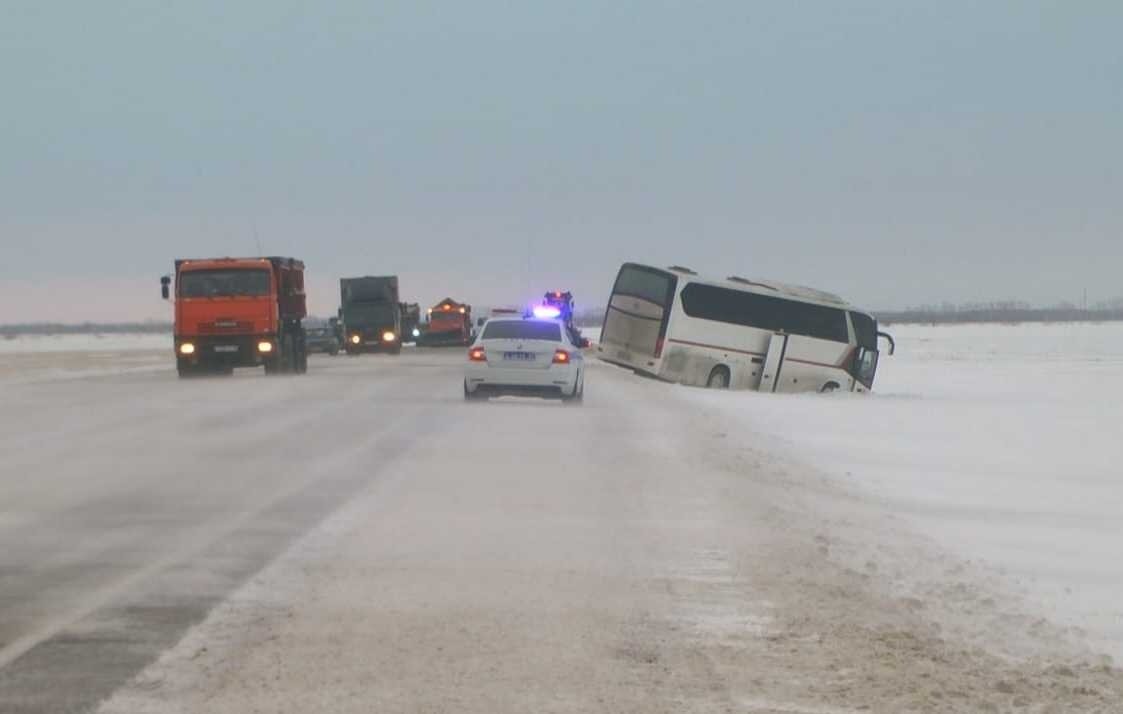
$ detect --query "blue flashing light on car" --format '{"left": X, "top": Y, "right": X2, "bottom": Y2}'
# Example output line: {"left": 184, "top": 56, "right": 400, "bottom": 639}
{"left": 532, "top": 305, "right": 562, "bottom": 319}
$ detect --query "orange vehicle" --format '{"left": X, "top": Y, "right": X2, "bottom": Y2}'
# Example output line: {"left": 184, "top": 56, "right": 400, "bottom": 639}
{"left": 160, "top": 257, "right": 308, "bottom": 377}
{"left": 420, "top": 298, "right": 473, "bottom": 346}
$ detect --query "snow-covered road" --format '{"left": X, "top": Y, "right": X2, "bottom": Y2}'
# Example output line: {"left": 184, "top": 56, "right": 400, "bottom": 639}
{"left": 1, "top": 337, "right": 1121, "bottom": 713}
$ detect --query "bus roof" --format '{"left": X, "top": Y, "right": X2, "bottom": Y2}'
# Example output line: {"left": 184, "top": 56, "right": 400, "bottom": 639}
{"left": 660, "top": 264, "right": 849, "bottom": 309}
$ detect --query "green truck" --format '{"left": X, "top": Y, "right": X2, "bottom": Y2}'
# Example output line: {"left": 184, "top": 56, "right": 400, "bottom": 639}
{"left": 340, "top": 276, "right": 402, "bottom": 355}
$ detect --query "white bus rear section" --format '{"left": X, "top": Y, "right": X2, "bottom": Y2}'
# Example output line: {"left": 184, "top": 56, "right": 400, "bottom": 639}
{"left": 599, "top": 293, "right": 668, "bottom": 373}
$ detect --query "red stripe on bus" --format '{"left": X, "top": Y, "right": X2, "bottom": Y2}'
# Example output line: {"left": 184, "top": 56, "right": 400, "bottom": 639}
{"left": 785, "top": 357, "right": 848, "bottom": 371}
{"left": 666, "top": 338, "right": 765, "bottom": 357}
{"left": 669, "top": 339, "right": 849, "bottom": 371}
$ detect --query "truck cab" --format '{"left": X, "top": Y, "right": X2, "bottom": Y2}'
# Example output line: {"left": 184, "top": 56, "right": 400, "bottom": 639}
{"left": 163, "top": 257, "right": 308, "bottom": 377}
{"left": 421, "top": 298, "right": 472, "bottom": 346}
{"left": 340, "top": 276, "right": 402, "bottom": 355}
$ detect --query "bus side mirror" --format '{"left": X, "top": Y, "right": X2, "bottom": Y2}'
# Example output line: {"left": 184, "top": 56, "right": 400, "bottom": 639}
{"left": 160, "top": 275, "right": 171, "bottom": 300}
{"left": 877, "top": 331, "right": 896, "bottom": 356}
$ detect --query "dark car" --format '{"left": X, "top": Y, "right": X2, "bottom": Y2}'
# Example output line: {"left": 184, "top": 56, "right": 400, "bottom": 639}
{"left": 305, "top": 326, "right": 341, "bottom": 356}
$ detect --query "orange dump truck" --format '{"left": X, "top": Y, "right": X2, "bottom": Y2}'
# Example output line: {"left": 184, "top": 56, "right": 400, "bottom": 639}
{"left": 420, "top": 298, "right": 473, "bottom": 346}
{"left": 161, "top": 257, "right": 308, "bottom": 377}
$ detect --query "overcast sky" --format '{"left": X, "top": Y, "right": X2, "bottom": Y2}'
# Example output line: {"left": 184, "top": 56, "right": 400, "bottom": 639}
{"left": 2, "top": 1, "right": 1120, "bottom": 322}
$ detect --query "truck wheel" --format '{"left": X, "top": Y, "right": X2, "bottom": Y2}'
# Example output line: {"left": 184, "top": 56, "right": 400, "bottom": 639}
{"left": 296, "top": 340, "right": 308, "bottom": 374}
{"left": 282, "top": 334, "right": 295, "bottom": 373}
{"left": 270, "top": 335, "right": 291, "bottom": 374}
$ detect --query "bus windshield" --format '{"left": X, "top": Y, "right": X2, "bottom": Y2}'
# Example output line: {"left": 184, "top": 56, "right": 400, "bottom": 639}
{"left": 850, "top": 312, "right": 878, "bottom": 350}
{"left": 179, "top": 269, "right": 271, "bottom": 298}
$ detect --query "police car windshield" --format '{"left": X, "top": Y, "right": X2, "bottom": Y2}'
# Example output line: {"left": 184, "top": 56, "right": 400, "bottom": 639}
{"left": 482, "top": 321, "right": 562, "bottom": 341}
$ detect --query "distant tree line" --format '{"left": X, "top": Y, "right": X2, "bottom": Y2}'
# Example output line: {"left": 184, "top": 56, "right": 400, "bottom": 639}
{"left": 0, "top": 322, "right": 173, "bottom": 337}
{"left": 877, "top": 299, "right": 1123, "bottom": 325}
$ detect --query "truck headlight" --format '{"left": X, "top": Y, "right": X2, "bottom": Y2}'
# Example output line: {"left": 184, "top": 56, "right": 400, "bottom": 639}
{"left": 350, "top": 334, "right": 361, "bottom": 344}
{"left": 257, "top": 341, "right": 273, "bottom": 353}
{"left": 179, "top": 343, "right": 195, "bottom": 355}
{"left": 382, "top": 331, "right": 397, "bottom": 342}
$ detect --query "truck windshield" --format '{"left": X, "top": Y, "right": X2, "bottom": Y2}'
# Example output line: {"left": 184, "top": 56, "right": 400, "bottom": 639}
{"left": 179, "top": 269, "right": 270, "bottom": 298}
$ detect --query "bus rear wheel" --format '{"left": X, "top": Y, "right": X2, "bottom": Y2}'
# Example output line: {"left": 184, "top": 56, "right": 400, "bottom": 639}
{"left": 706, "top": 366, "right": 730, "bottom": 389}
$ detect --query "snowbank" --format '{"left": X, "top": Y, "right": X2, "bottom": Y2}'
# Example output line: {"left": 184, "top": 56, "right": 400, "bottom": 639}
{"left": 684, "top": 321, "right": 1123, "bottom": 660}
{"left": 0, "top": 333, "right": 171, "bottom": 354}
{"left": 0, "top": 334, "right": 171, "bottom": 385}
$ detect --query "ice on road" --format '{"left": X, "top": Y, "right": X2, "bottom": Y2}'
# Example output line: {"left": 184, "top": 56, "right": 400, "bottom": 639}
{"left": 0, "top": 333, "right": 1120, "bottom": 713}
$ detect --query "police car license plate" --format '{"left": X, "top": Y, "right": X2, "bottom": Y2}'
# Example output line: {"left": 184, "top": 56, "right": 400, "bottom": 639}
{"left": 214, "top": 345, "right": 239, "bottom": 353}
{"left": 503, "top": 351, "right": 535, "bottom": 361}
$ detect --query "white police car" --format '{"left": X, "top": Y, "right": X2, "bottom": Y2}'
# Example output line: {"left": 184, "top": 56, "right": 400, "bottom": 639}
{"left": 463, "top": 317, "right": 585, "bottom": 403}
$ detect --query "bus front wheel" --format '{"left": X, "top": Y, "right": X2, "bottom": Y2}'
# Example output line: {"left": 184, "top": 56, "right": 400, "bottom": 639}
{"left": 706, "top": 366, "right": 730, "bottom": 389}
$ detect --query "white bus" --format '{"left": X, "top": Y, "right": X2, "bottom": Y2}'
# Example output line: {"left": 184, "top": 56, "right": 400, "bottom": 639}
{"left": 597, "top": 263, "right": 894, "bottom": 393}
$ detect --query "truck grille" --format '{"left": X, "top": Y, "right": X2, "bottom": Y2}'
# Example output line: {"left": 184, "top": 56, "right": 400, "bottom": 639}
{"left": 197, "top": 320, "right": 253, "bottom": 334}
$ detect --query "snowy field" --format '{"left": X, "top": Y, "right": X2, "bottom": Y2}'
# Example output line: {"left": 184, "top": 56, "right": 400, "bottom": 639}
{"left": 0, "top": 334, "right": 170, "bottom": 385}
{"left": 0, "top": 333, "right": 170, "bottom": 354}
{"left": 685, "top": 321, "right": 1123, "bottom": 661}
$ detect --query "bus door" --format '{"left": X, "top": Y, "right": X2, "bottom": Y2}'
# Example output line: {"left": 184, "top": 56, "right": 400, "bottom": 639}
{"left": 757, "top": 332, "right": 789, "bottom": 393}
